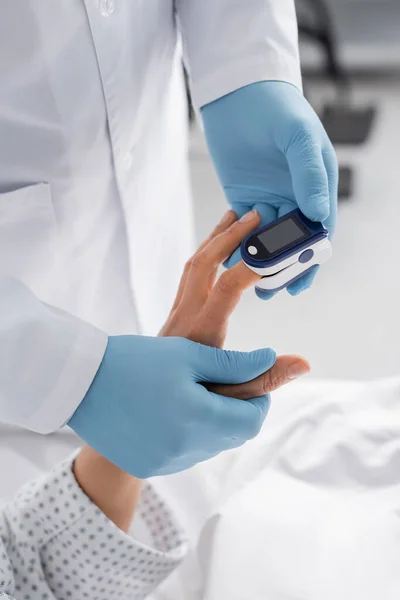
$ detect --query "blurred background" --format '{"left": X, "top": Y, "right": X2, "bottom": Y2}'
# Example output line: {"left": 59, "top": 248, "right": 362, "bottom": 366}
{"left": 187, "top": 0, "right": 400, "bottom": 381}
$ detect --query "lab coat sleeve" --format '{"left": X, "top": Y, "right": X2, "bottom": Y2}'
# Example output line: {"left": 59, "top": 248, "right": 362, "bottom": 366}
{"left": 0, "top": 456, "right": 187, "bottom": 600}
{"left": 0, "top": 275, "right": 108, "bottom": 434}
{"left": 176, "top": 0, "right": 302, "bottom": 108}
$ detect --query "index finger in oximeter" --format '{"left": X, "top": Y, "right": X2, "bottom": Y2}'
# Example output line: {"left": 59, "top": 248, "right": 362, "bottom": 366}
{"left": 240, "top": 209, "right": 332, "bottom": 292}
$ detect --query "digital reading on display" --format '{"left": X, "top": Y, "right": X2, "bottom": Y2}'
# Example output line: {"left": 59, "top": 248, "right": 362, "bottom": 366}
{"left": 257, "top": 217, "right": 307, "bottom": 254}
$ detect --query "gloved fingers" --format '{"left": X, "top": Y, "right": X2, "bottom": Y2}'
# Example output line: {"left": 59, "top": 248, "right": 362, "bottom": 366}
{"left": 188, "top": 438, "right": 246, "bottom": 461}
{"left": 277, "top": 201, "right": 297, "bottom": 219}
{"left": 284, "top": 143, "right": 335, "bottom": 296}
{"left": 255, "top": 288, "right": 276, "bottom": 301}
{"left": 224, "top": 202, "right": 277, "bottom": 269}
{"left": 321, "top": 144, "right": 339, "bottom": 238}
{"left": 253, "top": 202, "right": 279, "bottom": 223}
{"left": 245, "top": 394, "right": 271, "bottom": 433}
{"left": 206, "top": 389, "right": 271, "bottom": 442}
{"left": 175, "top": 210, "right": 260, "bottom": 322}
{"left": 206, "top": 354, "right": 310, "bottom": 399}
{"left": 154, "top": 447, "right": 235, "bottom": 476}
{"left": 193, "top": 345, "right": 276, "bottom": 385}
{"left": 169, "top": 210, "right": 238, "bottom": 314}
{"left": 286, "top": 135, "right": 330, "bottom": 223}
{"left": 189, "top": 261, "right": 261, "bottom": 347}
{"left": 227, "top": 201, "right": 253, "bottom": 220}
{"left": 286, "top": 264, "right": 319, "bottom": 296}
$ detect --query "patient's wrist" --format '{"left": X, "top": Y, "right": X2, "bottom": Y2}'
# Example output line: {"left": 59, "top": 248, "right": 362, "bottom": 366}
{"left": 73, "top": 445, "right": 142, "bottom": 532}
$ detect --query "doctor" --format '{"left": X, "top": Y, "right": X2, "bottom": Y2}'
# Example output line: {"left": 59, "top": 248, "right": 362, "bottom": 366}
{"left": 0, "top": 1, "right": 337, "bottom": 478}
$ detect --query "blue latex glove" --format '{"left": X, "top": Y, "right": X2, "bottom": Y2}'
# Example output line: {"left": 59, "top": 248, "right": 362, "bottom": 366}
{"left": 69, "top": 335, "right": 276, "bottom": 478}
{"left": 201, "top": 81, "right": 338, "bottom": 299}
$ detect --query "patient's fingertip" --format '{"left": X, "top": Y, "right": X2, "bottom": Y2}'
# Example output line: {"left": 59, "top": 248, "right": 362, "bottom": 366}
{"left": 239, "top": 209, "right": 259, "bottom": 223}
{"left": 286, "top": 360, "right": 311, "bottom": 380}
{"left": 220, "top": 209, "right": 238, "bottom": 226}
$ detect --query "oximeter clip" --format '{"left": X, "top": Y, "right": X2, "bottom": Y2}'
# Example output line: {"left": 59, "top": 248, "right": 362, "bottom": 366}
{"left": 240, "top": 209, "right": 332, "bottom": 292}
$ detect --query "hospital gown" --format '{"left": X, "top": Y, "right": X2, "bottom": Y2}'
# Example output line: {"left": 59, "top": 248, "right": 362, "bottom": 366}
{"left": 0, "top": 457, "right": 187, "bottom": 600}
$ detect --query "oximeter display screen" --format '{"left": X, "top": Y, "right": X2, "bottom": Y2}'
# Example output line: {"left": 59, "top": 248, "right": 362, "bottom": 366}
{"left": 257, "top": 218, "right": 307, "bottom": 253}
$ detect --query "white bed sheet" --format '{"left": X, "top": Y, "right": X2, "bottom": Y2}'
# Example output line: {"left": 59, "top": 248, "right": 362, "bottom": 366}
{"left": 1, "top": 377, "right": 400, "bottom": 599}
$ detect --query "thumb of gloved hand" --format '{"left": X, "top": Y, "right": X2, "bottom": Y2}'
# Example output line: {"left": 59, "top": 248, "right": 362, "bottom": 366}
{"left": 286, "top": 130, "right": 338, "bottom": 234}
{"left": 193, "top": 344, "right": 277, "bottom": 385}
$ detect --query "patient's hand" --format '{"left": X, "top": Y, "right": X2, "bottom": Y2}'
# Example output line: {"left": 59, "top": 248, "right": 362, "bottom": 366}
{"left": 160, "top": 209, "right": 310, "bottom": 397}
{"left": 74, "top": 210, "right": 309, "bottom": 532}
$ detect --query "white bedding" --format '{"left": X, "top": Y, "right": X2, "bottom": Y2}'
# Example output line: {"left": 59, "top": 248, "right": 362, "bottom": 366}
{"left": 1, "top": 378, "right": 400, "bottom": 599}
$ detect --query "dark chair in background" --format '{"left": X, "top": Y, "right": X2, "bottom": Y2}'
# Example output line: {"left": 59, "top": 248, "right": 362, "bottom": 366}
{"left": 297, "top": 0, "right": 377, "bottom": 199}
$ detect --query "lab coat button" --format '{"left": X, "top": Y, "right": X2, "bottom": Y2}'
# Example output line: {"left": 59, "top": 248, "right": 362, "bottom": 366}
{"left": 100, "top": 0, "right": 115, "bottom": 17}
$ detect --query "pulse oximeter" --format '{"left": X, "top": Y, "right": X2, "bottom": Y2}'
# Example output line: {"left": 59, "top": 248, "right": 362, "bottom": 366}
{"left": 240, "top": 209, "right": 332, "bottom": 292}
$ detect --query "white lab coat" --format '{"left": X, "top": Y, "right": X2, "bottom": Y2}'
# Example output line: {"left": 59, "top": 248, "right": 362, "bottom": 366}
{"left": 0, "top": 1, "right": 302, "bottom": 434}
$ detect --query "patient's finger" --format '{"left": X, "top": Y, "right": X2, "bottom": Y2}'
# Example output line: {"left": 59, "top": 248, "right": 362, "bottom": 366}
{"left": 189, "top": 261, "right": 261, "bottom": 347}
{"left": 196, "top": 210, "right": 260, "bottom": 269}
{"left": 178, "top": 210, "right": 261, "bottom": 317}
{"left": 170, "top": 210, "right": 238, "bottom": 313}
{"left": 196, "top": 210, "right": 239, "bottom": 254}
{"left": 206, "top": 355, "right": 310, "bottom": 400}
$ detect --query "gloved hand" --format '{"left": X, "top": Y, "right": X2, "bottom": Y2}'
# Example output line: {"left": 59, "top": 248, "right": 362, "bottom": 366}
{"left": 68, "top": 335, "right": 276, "bottom": 478}
{"left": 201, "top": 81, "right": 338, "bottom": 299}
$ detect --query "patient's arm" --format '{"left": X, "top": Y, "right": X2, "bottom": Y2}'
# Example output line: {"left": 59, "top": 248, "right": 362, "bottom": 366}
{"left": 73, "top": 210, "right": 310, "bottom": 533}
{"left": 0, "top": 213, "right": 309, "bottom": 600}
{"left": 73, "top": 445, "right": 141, "bottom": 531}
